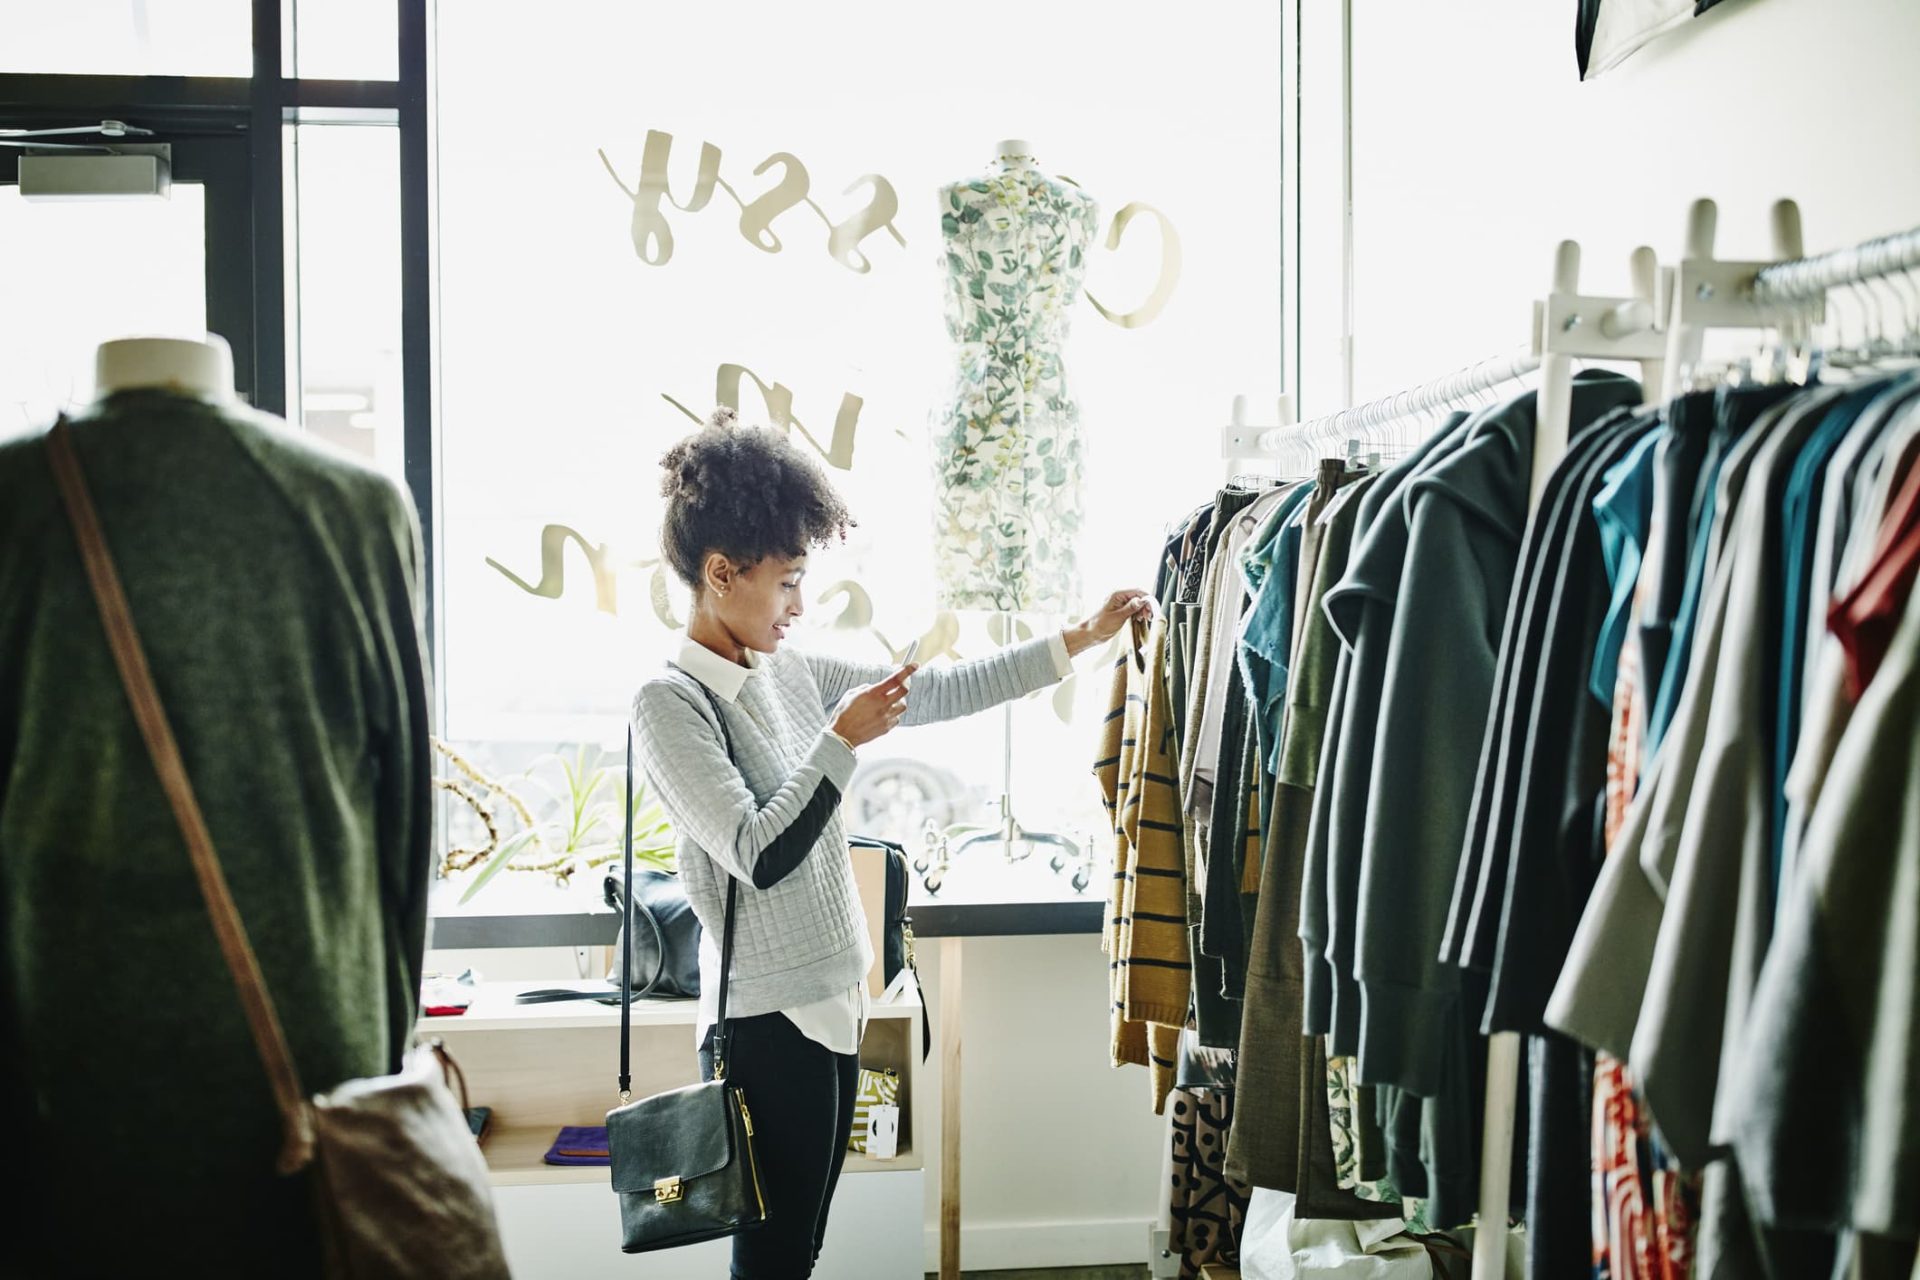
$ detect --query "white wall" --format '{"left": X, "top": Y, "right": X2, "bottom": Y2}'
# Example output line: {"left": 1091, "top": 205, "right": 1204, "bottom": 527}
{"left": 913, "top": 935, "right": 1171, "bottom": 1272}
{"left": 428, "top": 934, "right": 1170, "bottom": 1273}
{"left": 1304, "top": 0, "right": 1920, "bottom": 416}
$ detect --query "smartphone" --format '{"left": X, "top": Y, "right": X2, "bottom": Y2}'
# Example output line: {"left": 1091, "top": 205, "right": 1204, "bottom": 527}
{"left": 900, "top": 638, "right": 921, "bottom": 669}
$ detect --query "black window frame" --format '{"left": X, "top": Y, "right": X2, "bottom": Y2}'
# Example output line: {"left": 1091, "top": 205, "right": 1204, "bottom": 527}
{"left": 0, "top": 0, "right": 440, "bottom": 668}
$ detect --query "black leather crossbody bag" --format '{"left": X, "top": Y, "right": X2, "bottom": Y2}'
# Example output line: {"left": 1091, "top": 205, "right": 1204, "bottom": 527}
{"left": 605, "top": 693, "right": 769, "bottom": 1253}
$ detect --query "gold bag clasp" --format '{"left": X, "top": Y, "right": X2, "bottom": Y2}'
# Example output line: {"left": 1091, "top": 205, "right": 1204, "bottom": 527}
{"left": 654, "top": 1176, "right": 683, "bottom": 1204}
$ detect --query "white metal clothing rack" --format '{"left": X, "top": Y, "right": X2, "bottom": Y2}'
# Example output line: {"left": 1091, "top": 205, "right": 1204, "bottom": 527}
{"left": 1749, "top": 223, "right": 1920, "bottom": 305}
{"left": 1211, "top": 202, "right": 1915, "bottom": 1278}
{"left": 1262, "top": 347, "right": 1540, "bottom": 453}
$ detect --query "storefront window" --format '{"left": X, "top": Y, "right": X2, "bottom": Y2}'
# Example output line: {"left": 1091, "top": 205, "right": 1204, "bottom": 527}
{"left": 284, "top": 0, "right": 397, "bottom": 80}
{"left": 0, "top": 2, "right": 252, "bottom": 77}
{"left": 433, "top": 2, "right": 1283, "bottom": 906}
{"left": 0, "top": 184, "right": 207, "bottom": 432}
{"left": 285, "top": 123, "right": 404, "bottom": 475}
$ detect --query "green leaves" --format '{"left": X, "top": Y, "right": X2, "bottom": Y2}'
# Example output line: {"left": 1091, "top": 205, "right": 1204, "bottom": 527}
{"left": 453, "top": 743, "right": 680, "bottom": 905}
{"left": 459, "top": 828, "right": 544, "bottom": 905}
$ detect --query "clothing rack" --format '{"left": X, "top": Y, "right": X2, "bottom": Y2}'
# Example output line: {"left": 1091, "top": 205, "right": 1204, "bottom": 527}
{"left": 1202, "top": 204, "right": 1914, "bottom": 1278}
{"left": 1248, "top": 348, "right": 1540, "bottom": 459}
{"left": 1749, "top": 223, "right": 1920, "bottom": 305}
{"left": 1217, "top": 353, "right": 1541, "bottom": 482}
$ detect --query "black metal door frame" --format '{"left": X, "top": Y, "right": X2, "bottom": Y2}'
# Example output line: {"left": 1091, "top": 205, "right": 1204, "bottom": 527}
{"left": 0, "top": 128, "right": 259, "bottom": 405}
{"left": 0, "top": 0, "right": 440, "bottom": 665}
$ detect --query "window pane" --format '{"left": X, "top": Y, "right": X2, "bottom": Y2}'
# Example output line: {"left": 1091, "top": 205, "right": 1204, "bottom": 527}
{"left": 288, "top": 0, "right": 398, "bottom": 80}
{"left": 434, "top": 2, "right": 1282, "bottom": 904}
{"left": 0, "top": 2, "right": 251, "bottom": 76}
{"left": 0, "top": 184, "right": 206, "bottom": 435}
{"left": 287, "top": 124, "right": 403, "bottom": 475}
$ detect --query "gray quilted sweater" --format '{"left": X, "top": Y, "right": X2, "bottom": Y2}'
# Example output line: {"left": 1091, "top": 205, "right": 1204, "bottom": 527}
{"left": 632, "top": 636, "right": 1063, "bottom": 1024}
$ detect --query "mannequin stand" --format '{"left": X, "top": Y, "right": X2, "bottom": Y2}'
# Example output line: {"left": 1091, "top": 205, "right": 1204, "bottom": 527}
{"left": 949, "top": 610, "right": 1079, "bottom": 870}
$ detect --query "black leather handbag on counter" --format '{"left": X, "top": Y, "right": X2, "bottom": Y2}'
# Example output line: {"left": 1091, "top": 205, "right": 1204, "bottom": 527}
{"left": 604, "top": 865, "right": 702, "bottom": 1000}
{"left": 607, "top": 714, "right": 769, "bottom": 1253}
{"left": 851, "top": 835, "right": 916, "bottom": 987}
{"left": 849, "top": 835, "right": 931, "bottom": 1060}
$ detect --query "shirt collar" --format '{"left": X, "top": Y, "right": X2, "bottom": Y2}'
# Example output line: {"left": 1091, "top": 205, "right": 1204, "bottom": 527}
{"left": 674, "top": 636, "right": 760, "bottom": 704}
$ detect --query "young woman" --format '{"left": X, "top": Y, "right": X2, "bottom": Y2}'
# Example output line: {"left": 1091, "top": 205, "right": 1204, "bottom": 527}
{"left": 632, "top": 408, "right": 1148, "bottom": 1278}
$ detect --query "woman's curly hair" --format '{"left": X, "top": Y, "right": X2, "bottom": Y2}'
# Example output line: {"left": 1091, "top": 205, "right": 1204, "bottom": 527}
{"left": 658, "top": 406, "right": 855, "bottom": 590}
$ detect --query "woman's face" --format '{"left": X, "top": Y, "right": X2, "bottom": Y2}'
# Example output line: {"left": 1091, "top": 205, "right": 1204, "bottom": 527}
{"left": 716, "top": 554, "right": 808, "bottom": 654}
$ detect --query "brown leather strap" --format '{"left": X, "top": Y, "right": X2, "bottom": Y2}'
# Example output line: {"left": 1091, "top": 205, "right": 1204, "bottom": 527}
{"left": 45, "top": 420, "right": 315, "bottom": 1174}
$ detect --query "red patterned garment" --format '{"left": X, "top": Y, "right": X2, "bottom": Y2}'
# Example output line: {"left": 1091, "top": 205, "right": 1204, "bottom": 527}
{"left": 1590, "top": 597, "right": 1696, "bottom": 1280}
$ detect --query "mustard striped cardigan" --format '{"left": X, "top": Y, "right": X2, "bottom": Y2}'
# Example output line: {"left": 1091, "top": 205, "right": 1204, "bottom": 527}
{"left": 1096, "top": 616, "right": 1190, "bottom": 1110}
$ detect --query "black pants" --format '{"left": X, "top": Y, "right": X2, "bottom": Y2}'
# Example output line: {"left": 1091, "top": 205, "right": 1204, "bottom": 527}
{"left": 700, "top": 1012, "right": 859, "bottom": 1280}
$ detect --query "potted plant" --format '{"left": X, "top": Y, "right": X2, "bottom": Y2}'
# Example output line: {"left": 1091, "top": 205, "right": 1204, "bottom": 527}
{"left": 434, "top": 740, "right": 676, "bottom": 905}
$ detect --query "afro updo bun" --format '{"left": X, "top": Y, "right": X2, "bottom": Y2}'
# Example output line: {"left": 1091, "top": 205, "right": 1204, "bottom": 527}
{"left": 658, "top": 406, "right": 855, "bottom": 590}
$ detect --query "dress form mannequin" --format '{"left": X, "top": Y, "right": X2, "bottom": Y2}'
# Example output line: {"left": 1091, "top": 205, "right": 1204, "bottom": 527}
{"left": 932, "top": 139, "right": 1098, "bottom": 617}
{"left": 93, "top": 334, "right": 235, "bottom": 406}
{"left": 926, "top": 142, "right": 1097, "bottom": 881}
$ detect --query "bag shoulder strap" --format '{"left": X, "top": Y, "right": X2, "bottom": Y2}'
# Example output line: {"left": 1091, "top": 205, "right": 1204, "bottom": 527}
{"left": 45, "top": 420, "right": 316, "bottom": 1173}
{"left": 622, "top": 670, "right": 741, "bottom": 1098}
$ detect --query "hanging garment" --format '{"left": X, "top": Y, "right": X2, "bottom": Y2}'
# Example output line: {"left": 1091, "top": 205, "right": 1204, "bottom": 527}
{"left": 1306, "top": 412, "right": 1473, "bottom": 1053}
{"left": 1352, "top": 372, "right": 1641, "bottom": 1099}
{"left": 0, "top": 390, "right": 433, "bottom": 1275}
{"left": 1545, "top": 389, "right": 1822, "bottom": 1063}
{"left": 1592, "top": 1055, "right": 1697, "bottom": 1280}
{"left": 1196, "top": 491, "right": 1295, "bottom": 1007}
{"left": 1576, "top": 0, "right": 1732, "bottom": 80}
{"left": 1830, "top": 439, "right": 1920, "bottom": 696}
{"left": 1558, "top": 387, "right": 1894, "bottom": 1277}
{"left": 1725, "top": 585, "right": 1920, "bottom": 1252}
{"left": 1193, "top": 487, "right": 1293, "bottom": 818}
{"left": 1451, "top": 404, "right": 1652, "bottom": 1023}
{"left": 1227, "top": 463, "right": 1377, "bottom": 1193}
{"left": 1589, "top": 428, "right": 1663, "bottom": 705}
{"left": 1592, "top": 435, "right": 1696, "bottom": 1280}
{"left": 1239, "top": 487, "right": 1317, "bottom": 780}
{"left": 1186, "top": 487, "right": 1272, "bottom": 1050}
{"left": 1627, "top": 388, "right": 1865, "bottom": 1172}
{"left": 1644, "top": 386, "right": 1799, "bottom": 758}
{"left": 931, "top": 158, "right": 1099, "bottom": 613}
{"left": 1635, "top": 390, "right": 1718, "bottom": 754}
{"left": 1467, "top": 407, "right": 1656, "bottom": 1279}
{"left": 1170, "top": 1087, "right": 1254, "bottom": 1280}
{"left": 1097, "top": 614, "right": 1189, "bottom": 1113}
{"left": 1783, "top": 402, "right": 1920, "bottom": 848}
{"left": 1773, "top": 378, "right": 1917, "bottom": 882}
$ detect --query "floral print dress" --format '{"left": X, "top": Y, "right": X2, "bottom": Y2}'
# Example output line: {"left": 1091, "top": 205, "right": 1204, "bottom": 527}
{"left": 933, "top": 159, "right": 1098, "bottom": 615}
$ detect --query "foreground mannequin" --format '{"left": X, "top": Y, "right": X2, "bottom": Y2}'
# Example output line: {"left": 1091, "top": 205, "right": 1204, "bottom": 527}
{"left": 0, "top": 336, "right": 433, "bottom": 1275}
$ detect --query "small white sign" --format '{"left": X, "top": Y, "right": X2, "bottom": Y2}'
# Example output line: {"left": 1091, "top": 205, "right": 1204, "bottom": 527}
{"left": 865, "top": 1104, "right": 900, "bottom": 1160}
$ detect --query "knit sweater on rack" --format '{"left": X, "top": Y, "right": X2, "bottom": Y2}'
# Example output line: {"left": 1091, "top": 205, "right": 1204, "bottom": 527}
{"left": 1097, "top": 615, "right": 1186, "bottom": 1112}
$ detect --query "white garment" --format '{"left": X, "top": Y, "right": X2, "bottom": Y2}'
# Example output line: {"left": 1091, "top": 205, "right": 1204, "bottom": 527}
{"left": 1188, "top": 486, "right": 1291, "bottom": 816}
{"left": 677, "top": 630, "right": 1073, "bottom": 1054}
{"left": 1239, "top": 1188, "right": 1433, "bottom": 1280}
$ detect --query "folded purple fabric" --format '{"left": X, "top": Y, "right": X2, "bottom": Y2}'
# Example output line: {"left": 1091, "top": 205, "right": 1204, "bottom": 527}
{"left": 543, "top": 1125, "right": 612, "bottom": 1166}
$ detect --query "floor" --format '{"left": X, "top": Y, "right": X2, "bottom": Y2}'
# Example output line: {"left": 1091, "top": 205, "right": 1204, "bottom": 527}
{"left": 924, "top": 1268, "right": 1150, "bottom": 1280}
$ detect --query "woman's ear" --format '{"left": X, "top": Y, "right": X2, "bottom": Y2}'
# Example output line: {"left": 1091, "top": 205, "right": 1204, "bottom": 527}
{"left": 703, "top": 551, "right": 735, "bottom": 598}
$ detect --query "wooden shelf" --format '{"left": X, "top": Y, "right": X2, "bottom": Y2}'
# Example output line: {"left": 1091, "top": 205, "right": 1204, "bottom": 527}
{"left": 477, "top": 1122, "right": 915, "bottom": 1187}
{"left": 428, "top": 981, "right": 927, "bottom": 1186}
{"left": 422, "top": 981, "right": 924, "bottom": 1035}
